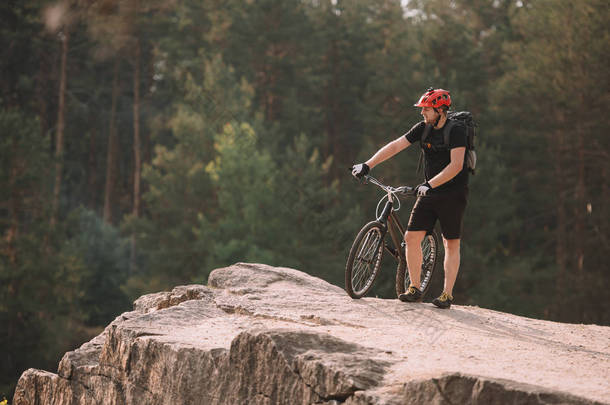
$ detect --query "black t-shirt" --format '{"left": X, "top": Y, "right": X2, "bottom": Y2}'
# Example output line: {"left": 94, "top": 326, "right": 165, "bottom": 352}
{"left": 404, "top": 121, "right": 469, "bottom": 192}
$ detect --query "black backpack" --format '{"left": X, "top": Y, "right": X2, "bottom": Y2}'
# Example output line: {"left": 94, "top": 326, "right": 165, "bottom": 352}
{"left": 417, "top": 111, "right": 477, "bottom": 175}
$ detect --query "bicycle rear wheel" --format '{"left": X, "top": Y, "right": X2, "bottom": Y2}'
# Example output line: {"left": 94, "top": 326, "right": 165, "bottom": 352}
{"left": 395, "top": 230, "right": 441, "bottom": 298}
{"left": 345, "top": 221, "right": 386, "bottom": 299}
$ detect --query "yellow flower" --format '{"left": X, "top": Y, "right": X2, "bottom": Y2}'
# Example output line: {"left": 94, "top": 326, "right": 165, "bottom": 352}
{"left": 0, "top": 398, "right": 8, "bottom": 405}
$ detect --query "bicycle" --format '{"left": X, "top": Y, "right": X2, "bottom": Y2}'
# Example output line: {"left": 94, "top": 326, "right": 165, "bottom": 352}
{"left": 345, "top": 174, "right": 442, "bottom": 299}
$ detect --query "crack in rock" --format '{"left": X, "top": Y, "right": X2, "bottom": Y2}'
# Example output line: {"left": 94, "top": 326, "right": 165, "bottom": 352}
{"left": 433, "top": 378, "right": 457, "bottom": 405}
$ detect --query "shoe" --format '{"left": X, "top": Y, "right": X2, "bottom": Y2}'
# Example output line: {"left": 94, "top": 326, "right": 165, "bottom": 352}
{"left": 432, "top": 292, "right": 453, "bottom": 309}
{"left": 399, "top": 286, "right": 423, "bottom": 302}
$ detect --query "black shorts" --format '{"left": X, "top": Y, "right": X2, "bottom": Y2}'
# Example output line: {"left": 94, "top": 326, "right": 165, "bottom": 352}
{"left": 406, "top": 187, "right": 468, "bottom": 239}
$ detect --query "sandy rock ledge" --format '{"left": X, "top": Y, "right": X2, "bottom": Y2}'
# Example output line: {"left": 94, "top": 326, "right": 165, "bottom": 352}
{"left": 14, "top": 263, "right": 610, "bottom": 404}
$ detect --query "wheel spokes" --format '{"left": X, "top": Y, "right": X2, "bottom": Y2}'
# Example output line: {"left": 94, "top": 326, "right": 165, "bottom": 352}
{"left": 353, "top": 236, "right": 379, "bottom": 289}
{"left": 420, "top": 235, "right": 436, "bottom": 289}
{"left": 351, "top": 229, "right": 382, "bottom": 293}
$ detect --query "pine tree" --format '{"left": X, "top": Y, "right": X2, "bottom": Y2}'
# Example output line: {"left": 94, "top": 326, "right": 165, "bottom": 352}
{"left": 495, "top": 0, "right": 610, "bottom": 323}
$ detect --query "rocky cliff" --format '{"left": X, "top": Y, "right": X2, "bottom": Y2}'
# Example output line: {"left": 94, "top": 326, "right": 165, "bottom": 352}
{"left": 13, "top": 263, "right": 610, "bottom": 404}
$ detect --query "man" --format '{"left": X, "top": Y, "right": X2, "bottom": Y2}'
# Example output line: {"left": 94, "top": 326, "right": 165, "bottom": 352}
{"left": 351, "top": 88, "right": 469, "bottom": 309}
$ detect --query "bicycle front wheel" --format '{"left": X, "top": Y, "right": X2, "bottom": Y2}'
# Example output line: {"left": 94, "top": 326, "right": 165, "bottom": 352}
{"left": 395, "top": 230, "right": 441, "bottom": 298}
{"left": 345, "top": 221, "right": 386, "bottom": 299}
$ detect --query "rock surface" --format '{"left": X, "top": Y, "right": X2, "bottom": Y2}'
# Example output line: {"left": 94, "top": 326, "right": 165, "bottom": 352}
{"left": 13, "top": 263, "right": 610, "bottom": 404}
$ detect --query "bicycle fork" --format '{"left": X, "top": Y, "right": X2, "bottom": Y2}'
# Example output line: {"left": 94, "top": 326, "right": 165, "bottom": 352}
{"left": 377, "top": 200, "right": 406, "bottom": 263}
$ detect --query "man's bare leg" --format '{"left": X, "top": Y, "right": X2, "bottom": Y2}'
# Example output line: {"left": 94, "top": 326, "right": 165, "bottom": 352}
{"left": 442, "top": 238, "right": 461, "bottom": 296}
{"left": 404, "top": 230, "right": 426, "bottom": 288}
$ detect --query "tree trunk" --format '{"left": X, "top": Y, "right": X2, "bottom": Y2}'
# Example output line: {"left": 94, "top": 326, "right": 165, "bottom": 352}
{"left": 51, "top": 30, "right": 69, "bottom": 226}
{"left": 323, "top": 38, "right": 337, "bottom": 162}
{"left": 575, "top": 126, "right": 585, "bottom": 270}
{"left": 36, "top": 48, "right": 53, "bottom": 138}
{"left": 5, "top": 140, "right": 19, "bottom": 265}
{"left": 103, "top": 59, "right": 120, "bottom": 223}
{"left": 130, "top": 38, "right": 142, "bottom": 274}
{"left": 87, "top": 125, "right": 98, "bottom": 209}
{"left": 552, "top": 117, "right": 568, "bottom": 320}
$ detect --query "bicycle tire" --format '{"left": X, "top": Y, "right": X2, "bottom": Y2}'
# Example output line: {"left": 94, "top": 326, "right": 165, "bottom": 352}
{"left": 345, "top": 221, "right": 386, "bottom": 299}
{"left": 395, "top": 230, "right": 441, "bottom": 298}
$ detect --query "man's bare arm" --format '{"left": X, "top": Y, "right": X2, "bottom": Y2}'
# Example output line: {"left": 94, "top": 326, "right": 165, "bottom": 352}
{"left": 428, "top": 147, "right": 465, "bottom": 188}
{"left": 365, "top": 136, "right": 411, "bottom": 169}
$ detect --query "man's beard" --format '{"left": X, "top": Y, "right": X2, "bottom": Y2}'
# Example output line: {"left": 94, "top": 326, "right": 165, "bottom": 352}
{"left": 424, "top": 115, "right": 438, "bottom": 124}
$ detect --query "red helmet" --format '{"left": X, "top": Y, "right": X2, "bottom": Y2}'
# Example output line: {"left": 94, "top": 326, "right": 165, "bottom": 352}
{"left": 414, "top": 88, "right": 451, "bottom": 108}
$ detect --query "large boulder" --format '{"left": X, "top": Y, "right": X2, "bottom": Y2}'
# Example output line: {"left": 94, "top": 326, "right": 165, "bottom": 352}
{"left": 14, "top": 263, "right": 610, "bottom": 404}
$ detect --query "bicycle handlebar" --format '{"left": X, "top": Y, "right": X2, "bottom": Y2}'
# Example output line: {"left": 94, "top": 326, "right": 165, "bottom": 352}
{"left": 360, "top": 174, "right": 416, "bottom": 197}
{"left": 348, "top": 168, "right": 416, "bottom": 215}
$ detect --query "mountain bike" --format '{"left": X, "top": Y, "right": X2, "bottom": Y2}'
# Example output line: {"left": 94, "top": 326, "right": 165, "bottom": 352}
{"left": 345, "top": 174, "right": 442, "bottom": 299}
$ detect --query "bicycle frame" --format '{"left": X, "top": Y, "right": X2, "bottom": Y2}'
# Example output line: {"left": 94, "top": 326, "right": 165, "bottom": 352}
{"left": 376, "top": 198, "right": 406, "bottom": 263}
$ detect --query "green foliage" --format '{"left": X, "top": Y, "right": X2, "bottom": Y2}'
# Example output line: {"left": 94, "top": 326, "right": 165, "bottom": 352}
{"left": 0, "top": 110, "right": 123, "bottom": 397}
{"left": 273, "top": 134, "right": 361, "bottom": 284}
{"left": 493, "top": 0, "right": 610, "bottom": 323}
{"left": 63, "top": 208, "right": 131, "bottom": 326}
{"left": 0, "top": 109, "right": 49, "bottom": 226}
{"left": 204, "top": 121, "right": 279, "bottom": 266}
{"left": 125, "top": 56, "right": 257, "bottom": 295}
{"left": 205, "top": 126, "right": 359, "bottom": 284}
{"left": 0, "top": 107, "right": 85, "bottom": 395}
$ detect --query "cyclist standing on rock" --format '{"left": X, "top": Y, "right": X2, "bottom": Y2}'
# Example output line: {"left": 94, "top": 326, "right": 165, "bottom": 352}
{"left": 351, "top": 88, "right": 469, "bottom": 309}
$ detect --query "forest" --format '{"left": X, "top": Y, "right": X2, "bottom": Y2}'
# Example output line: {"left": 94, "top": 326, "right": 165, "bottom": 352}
{"left": 1, "top": 0, "right": 608, "bottom": 400}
